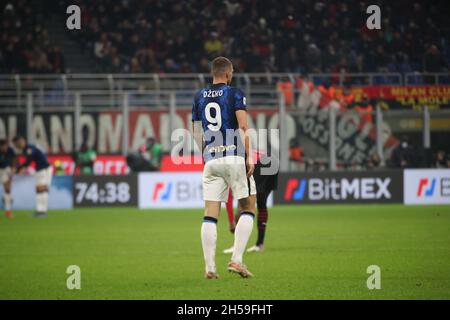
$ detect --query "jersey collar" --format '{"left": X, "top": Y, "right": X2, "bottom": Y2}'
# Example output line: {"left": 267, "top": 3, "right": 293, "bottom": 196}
{"left": 210, "top": 82, "right": 227, "bottom": 87}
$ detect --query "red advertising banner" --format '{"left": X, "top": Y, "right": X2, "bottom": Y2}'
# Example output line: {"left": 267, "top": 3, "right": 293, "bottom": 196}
{"left": 336, "top": 86, "right": 450, "bottom": 110}
{"left": 45, "top": 155, "right": 202, "bottom": 175}
{"left": 19, "top": 155, "right": 130, "bottom": 175}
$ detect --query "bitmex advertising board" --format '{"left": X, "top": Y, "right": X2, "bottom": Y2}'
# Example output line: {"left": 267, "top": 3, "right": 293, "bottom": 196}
{"left": 139, "top": 172, "right": 203, "bottom": 209}
{"left": 404, "top": 169, "right": 450, "bottom": 205}
{"left": 275, "top": 170, "right": 404, "bottom": 205}
{"left": 138, "top": 172, "right": 274, "bottom": 209}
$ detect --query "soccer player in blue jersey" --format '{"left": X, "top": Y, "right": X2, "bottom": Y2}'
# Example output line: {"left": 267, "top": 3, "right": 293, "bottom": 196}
{"left": 13, "top": 136, "right": 52, "bottom": 218}
{"left": 192, "top": 57, "right": 257, "bottom": 279}
{"left": 0, "top": 139, "right": 15, "bottom": 218}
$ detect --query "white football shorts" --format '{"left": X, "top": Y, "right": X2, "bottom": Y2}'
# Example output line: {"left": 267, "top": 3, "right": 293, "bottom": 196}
{"left": 203, "top": 155, "right": 256, "bottom": 202}
{"left": 35, "top": 167, "right": 53, "bottom": 187}
{"left": 0, "top": 167, "right": 12, "bottom": 184}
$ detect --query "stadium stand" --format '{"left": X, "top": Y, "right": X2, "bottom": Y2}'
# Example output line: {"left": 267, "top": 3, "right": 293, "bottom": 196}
{"left": 0, "top": 0, "right": 449, "bottom": 171}
{"left": 1, "top": 0, "right": 449, "bottom": 74}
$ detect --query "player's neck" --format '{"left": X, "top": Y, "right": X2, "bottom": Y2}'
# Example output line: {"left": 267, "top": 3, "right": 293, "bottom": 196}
{"left": 212, "top": 78, "right": 227, "bottom": 85}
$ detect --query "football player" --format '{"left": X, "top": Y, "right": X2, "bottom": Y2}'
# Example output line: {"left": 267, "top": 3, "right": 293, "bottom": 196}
{"left": 0, "top": 139, "right": 15, "bottom": 218}
{"left": 13, "top": 136, "right": 52, "bottom": 218}
{"left": 192, "top": 57, "right": 256, "bottom": 279}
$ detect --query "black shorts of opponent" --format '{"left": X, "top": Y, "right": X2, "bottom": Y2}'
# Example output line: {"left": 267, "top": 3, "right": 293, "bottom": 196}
{"left": 253, "top": 159, "right": 279, "bottom": 193}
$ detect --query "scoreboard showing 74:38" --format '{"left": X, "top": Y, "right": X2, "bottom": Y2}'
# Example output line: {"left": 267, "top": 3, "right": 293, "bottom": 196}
{"left": 73, "top": 175, "right": 138, "bottom": 207}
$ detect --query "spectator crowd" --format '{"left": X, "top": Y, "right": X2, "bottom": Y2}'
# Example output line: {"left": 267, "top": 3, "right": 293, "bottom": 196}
{"left": 1, "top": 0, "right": 449, "bottom": 74}
{"left": 0, "top": 1, "right": 65, "bottom": 73}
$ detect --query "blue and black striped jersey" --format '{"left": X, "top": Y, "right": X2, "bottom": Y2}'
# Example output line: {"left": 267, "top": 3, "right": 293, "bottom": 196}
{"left": 19, "top": 144, "right": 50, "bottom": 171}
{"left": 192, "top": 83, "right": 247, "bottom": 162}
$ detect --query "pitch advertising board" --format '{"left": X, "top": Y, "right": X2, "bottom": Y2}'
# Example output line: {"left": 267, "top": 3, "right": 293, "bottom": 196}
{"left": 138, "top": 172, "right": 203, "bottom": 208}
{"left": 138, "top": 171, "right": 273, "bottom": 209}
{"left": 0, "top": 175, "right": 73, "bottom": 210}
{"left": 404, "top": 169, "right": 450, "bottom": 205}
{"left": 73, "top": 175, "right": 138, "bottom": 207}
{"left": 275, "top": 170, "right": 403, "bottom": 204}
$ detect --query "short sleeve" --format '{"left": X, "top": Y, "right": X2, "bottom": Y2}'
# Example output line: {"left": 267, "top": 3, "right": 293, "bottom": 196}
{"left": 192, "top": 91, "right": 201, "bottom": 121}
{"left": 233, "top": 88, "right": 247, "bottom": 110}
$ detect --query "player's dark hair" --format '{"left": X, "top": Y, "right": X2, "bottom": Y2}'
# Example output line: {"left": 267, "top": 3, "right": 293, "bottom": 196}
{"left": 211, "top": 57, "right": 233, "bottom": 77}
{"left": 0, "top": 139, "right": 7, "bottom": 145}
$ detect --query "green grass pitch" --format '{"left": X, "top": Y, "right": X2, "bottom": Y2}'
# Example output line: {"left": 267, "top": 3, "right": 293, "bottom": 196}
{"left": 0, "top": 205, "right": 449, "bottom": 300}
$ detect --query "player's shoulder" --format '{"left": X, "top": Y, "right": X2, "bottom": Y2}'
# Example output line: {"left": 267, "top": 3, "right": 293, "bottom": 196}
{"left": 230, "top": 86, "right": 244, "bottom": 95}
{"left": 193, "top": 88, "right": 205, "bottom": 105}
{"left": 194, "top": 88, "right": 205, "bottom": 98}
{"left": 228, "top": 86, "right": 245, "bottom": 95}
{"left": 229, "top": 87, "right": 246, "bottom": 104}
{"left": 229, "top": 86, "right": 247, "bottom": 108}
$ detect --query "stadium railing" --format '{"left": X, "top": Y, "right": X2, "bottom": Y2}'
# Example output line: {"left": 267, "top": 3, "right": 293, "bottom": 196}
{"left": 1, "top": 72, "right": 448, "bottom": 109}
{"left": 1, "top": 87, "right": 449, "bottom": 172}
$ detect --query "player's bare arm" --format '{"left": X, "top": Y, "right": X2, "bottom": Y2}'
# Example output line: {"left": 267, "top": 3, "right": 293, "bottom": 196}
{"left": 192, "top": 121, "right": 204, "bottom": 155}
{"left": 235, "top": 109, "right": 254, "bottom": 177}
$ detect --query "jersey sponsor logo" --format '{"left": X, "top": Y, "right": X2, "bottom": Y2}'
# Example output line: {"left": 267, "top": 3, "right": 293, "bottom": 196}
{"left": 206, "top": 144, "right": 237, "bottom": 154}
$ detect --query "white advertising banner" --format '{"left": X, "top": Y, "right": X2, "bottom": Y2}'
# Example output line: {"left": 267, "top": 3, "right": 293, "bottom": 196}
{"left": 0, "top": 175, "right": 73, "bottom": 210}
{"left": 404, "top": 169, "right": 450, "bottom": 205}
{"left": 138, "top": 172, "right": 273, "bottom": 209}
{"left": 139, "top": 172, "right": 204, "bottom": 208}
